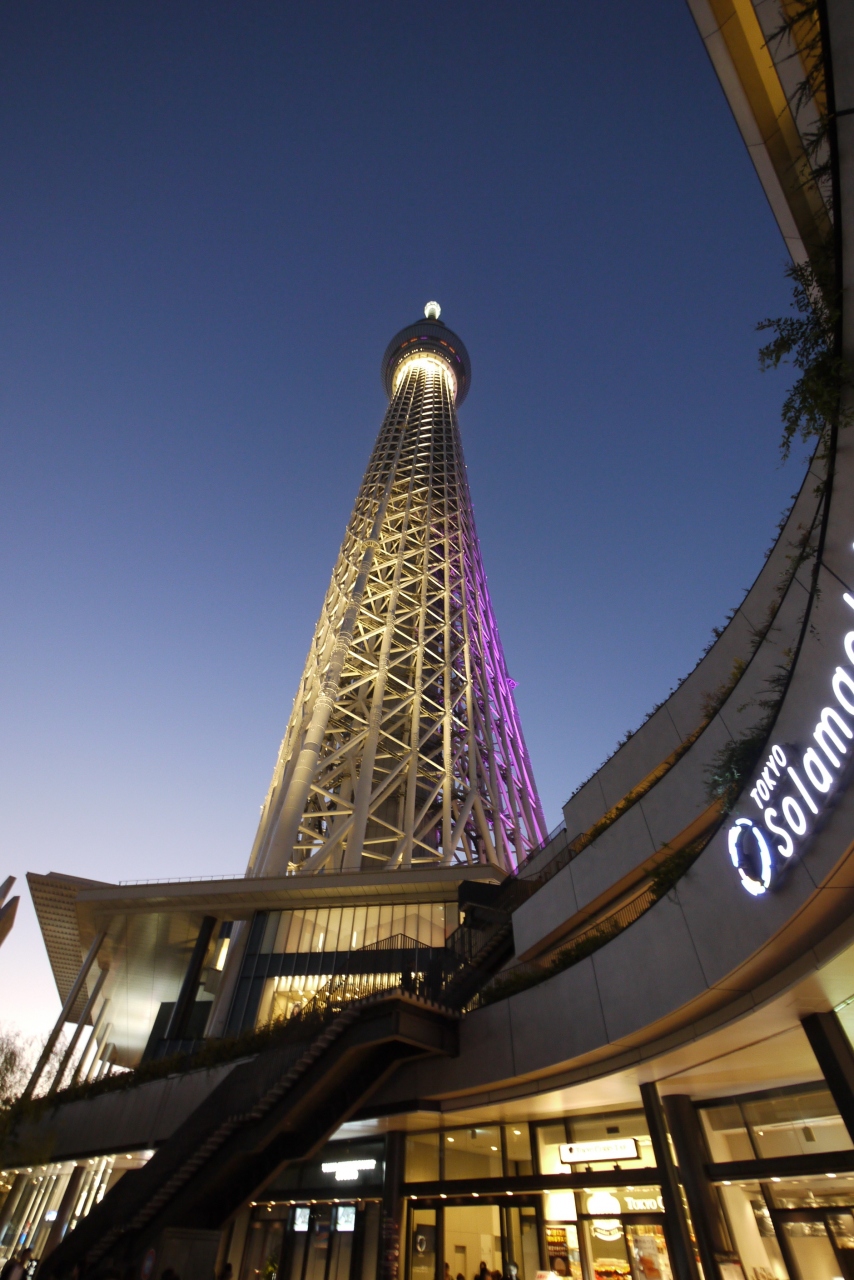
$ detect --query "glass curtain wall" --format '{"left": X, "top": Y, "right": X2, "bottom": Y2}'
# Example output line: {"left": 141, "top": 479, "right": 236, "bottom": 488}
{"left": 228, "top": 903, "right": 459, "bottom": 1031}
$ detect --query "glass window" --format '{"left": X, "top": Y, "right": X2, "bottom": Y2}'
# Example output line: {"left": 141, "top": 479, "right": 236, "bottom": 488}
{"left": 715, "top": 1181, "right": 803, "bottom": 1279}
{"left": 505, "top": 1125, "right": 533, "bottom": 1175}
{"left": 431, "top": 904, "right": 445, "bottom": 948}
{"left": 698, "top": 1103, "right": 753, "bottom": 1162}
{"left": 564, "top": 1111, "right": 652, "bottom": 1171}
{"left": 324, "top": 908, "right": 343, "bottom": 954}
{"left": 338, "top": 907, "right": 355, "bottom": 952}
{"left": 443, "top": 1127, "right": 503, "bottom": 1179}
{"left": 742, "top": 1087, "right": 853, "bottom": 1159}
{"left": 274, "top": 911, "right": 292, "bottom": 952}
{"left": 780, "top": 1219, "right": 841, "bottom": 1280}
{"left": 536, "top": 1122, "right": 568, "bottom": 1175}
{"left": 410, "top": 1208, "right": 436, "bottom": 1280}
{"left": 313, "top": 909, "right": 330, "bottom": 953}
{"left": 259, "top": 912, "right": 280, "bottom": 954}
{"left": 767, "top": 1173, "right": 854, "bottom": 1209}
{"left": 405, "top": 1132, "right": 440, "bottom": 1182}
{"left": 285, "top": 911, "right": 305, "bottom": 953}
{"left": 625, "top": 1225, "right": 672, "bottom": 1280}
{"left": 392, "top": 904, "right": 406, "bottom": 939}
{"left": 351, "top": 907, "right": 367, "bottom": 949}
{"left": 364, "top": 906, "right": 380, "bottom": 947}
{"left": 579, "top": 1218, "right": 630, "bottom": 1280}
{"left": 543, "top": 1223, "right": 581, "bottom": 1280}
{"left": 444, "top": 1204, "right": 502, "bottom": 1280}
{"left": 506, "top": 1206, "right": 542, "bottom": 1280}
{"left": 298, "top": 910, "right": 317, "bottom": 952}
{"left": 378, "top": 904, "right": 394, "bottom": 942}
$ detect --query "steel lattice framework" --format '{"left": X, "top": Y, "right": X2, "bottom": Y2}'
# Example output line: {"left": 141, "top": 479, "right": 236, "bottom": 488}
{"left": 249, "top": 315, "right": 546, "bottom": 877}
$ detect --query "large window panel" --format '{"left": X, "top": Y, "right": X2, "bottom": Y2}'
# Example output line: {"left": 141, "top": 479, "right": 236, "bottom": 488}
{"left": 444, "top": 1127, "right": 503, "bottom": 1179}
{"left": 404, "top": 1132, "right": 440, "bottom": 1182}
{"left": 742, "top": 1087, "right": 853, "bottom": 1159}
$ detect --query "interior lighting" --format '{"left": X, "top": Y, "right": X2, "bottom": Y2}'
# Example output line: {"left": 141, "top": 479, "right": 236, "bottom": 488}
{"left": 472, "top": 1193, "right": 479, "bottom": 1198}
{"left": 490, "top": 1146, "right": 498, "bottom": 1151}
{"left": 828, "top": 1173, "right": 838, "bottom": 1178}
{"left": 424, "top": 302, "right": 441, "bottom": 320}
{"left": 447, "top": 1137, "right": 454, "bottom": 1143}
{"left": 513, "top": 1130, "right": 521, "bottom": 1136}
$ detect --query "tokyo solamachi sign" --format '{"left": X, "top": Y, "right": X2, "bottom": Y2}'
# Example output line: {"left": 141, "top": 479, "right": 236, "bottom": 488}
{"left": 727, "top": 579, "right": 854, "bottom": 896}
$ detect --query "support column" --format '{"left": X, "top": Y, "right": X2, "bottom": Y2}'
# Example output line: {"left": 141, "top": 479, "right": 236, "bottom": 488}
{"left": 47, "top": 968, "right": 107, "bottom": 1097}
{"left": 71, "top": 998, "right": 109, "bottom": 1087}
{"left": 39, "top": 1167, "right": 85, "bottom": 1260}
{"left": 165, "top": 915, "right": 217, "bottom": 1042}
{"left": 640, "top": 1083, "right": 700, "bottom": 1280}
{"left": 802, "top": 1012, "right": 854, "bottom": 1141}
{"left": 22, "top": 930, "right": 106, "bottom": 1100}
{"left": 382, "top": 1131, "right": 405, "bottom": 1280}
{"left": 661, "top": 1095, "right": 737, "bottom": 1280}
{"left": 0, "top": 1174, "right": 27, "bottom": 1248}
{"left": 85, "top": 1024, "right": 113, "bottom": 1084}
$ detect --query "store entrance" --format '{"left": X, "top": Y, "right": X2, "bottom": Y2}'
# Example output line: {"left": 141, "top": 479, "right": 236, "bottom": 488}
{"left": 409, "top": 1202, "right": 541, "bottom": 1280}
{"left": 240, "top": 1202, "right": 380, "bottom": 1280}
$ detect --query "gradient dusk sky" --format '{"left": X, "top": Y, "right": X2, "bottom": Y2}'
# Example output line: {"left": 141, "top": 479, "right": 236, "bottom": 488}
{"left": 0, "top": 1, "right": 802, "bottom": 1036}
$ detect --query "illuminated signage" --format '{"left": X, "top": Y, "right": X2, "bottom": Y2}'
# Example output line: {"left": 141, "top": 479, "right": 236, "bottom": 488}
{"left": 321, "top": 1158, "right": 377, "bottom": 1182}
{"left": 559, "top": 1139, "right": 638, "bottom": 1163}
{"left": 336, "top": 1206, "right": 356, "bottom": 1232}
{"left": 624, "top": 1196, "right": 663, "bottom": 1212}
{"left": 294, "top": 1207, "right": 310, "bottom": 1232}
{"left": 728, "top": 577, "right": 854, "bottom": 895}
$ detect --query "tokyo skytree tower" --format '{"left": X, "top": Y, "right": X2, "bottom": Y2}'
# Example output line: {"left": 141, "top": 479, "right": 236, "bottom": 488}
{"left": 249, "top": 305, "right": 546, "bottom": 878}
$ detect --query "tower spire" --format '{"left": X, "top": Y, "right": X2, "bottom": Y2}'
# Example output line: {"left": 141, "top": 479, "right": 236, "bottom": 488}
{"left": 249, "top": 310, "right": 546, "bottom": 877}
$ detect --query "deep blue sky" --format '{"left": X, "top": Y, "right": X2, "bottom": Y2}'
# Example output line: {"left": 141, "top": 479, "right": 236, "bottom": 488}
{"left": 0, "top": 1, "right": 800, "bottom": 1034}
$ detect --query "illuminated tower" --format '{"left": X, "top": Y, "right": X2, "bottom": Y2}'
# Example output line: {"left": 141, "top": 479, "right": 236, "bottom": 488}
{"left": 250, "top": 304, "right": 546, "bottom": 877}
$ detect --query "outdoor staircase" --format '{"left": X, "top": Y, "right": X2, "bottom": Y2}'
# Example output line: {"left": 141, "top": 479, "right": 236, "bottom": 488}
{"left": 38, "top": 992, "right": 458, "bottom": 1280}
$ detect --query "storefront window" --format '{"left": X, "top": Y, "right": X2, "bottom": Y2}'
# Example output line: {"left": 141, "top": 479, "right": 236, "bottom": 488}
{"left": 543, "top": 1223, "right": 581, "bottom": 1280}
{"left": 405, "top": 1133, "right": 440, "bottom": 1182}
{"left": 443, "top": 1128, "right": 503, "bottom": 1180}
{"left": 779, "top": 1220, "right": 843, "bottom": 1280}
{"left": 714, "top": 1183, "right": 787, "bottom": 1280}
{"left": 767, "top": 1173, "right": 854, "bottom": 1210}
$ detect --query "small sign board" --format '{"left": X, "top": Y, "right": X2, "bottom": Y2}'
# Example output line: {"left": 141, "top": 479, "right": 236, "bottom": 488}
{"left": 558, "top": 1138, "right": 638, "bottom": 1164}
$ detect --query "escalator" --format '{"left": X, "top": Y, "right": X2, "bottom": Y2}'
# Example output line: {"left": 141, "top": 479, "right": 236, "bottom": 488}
{"left": 38, "top": 993, "right": 457, "bottom": 1280}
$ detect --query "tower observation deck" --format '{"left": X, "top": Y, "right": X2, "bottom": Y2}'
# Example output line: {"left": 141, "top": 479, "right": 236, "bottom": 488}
{"left": 248, "top": 304, "right": 546, "bottom": 877}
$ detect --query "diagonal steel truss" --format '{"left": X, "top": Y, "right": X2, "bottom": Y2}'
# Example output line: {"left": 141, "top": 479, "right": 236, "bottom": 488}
{"left": 249, "top": 355, "right": 546, "bottom": 877}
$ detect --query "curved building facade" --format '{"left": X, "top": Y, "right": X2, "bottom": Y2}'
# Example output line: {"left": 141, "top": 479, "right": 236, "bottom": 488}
{"left": 6, "top": 6, "right": 854, "bottom": 1280}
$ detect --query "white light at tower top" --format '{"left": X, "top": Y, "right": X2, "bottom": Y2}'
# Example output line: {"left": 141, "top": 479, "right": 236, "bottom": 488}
{"left": 424, "top": 301, "right": 441, "bottom": 320}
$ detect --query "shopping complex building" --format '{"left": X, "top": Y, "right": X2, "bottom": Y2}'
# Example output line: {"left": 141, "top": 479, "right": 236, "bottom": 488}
{"left": 2, "top": 4, "right": 853, "bottom": 1280}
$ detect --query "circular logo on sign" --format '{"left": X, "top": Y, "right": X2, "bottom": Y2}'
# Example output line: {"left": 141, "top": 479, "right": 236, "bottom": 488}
{"left": 728, "top": 817, "right": 772, "bottom": 896}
